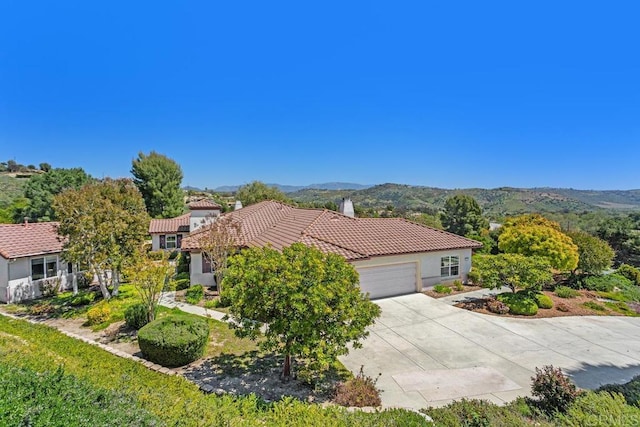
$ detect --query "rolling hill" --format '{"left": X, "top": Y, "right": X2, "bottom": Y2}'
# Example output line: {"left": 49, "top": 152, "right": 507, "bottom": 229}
{"left": 287, "top": 183, "right": 640, "bottom": 218}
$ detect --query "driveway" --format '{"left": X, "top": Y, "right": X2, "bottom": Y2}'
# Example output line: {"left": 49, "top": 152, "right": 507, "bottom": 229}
{"left": 339, "top": 293, "right": 640, "bottom": 410}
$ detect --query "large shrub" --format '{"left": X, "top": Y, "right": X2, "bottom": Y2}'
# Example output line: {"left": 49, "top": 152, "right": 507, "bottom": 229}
{"left": 496, "top": 293, "right": 538, "bottom": 316}
{"left": 124, "top": 303, "right": 150, "bottom": 330}
{"left": 530, "top": 365, "right": 579, "bottom": 415}
{"left": 138, "top": 314, "right": 210, "bottom": 367}
{"left": 598, "top": 375, "right": 640, "bottom": 407}
{"left": 618, "top": 264, "right": 640, "bottom": 287}
{"left": 583, "top": 274, "right": 632, "bottom": 292}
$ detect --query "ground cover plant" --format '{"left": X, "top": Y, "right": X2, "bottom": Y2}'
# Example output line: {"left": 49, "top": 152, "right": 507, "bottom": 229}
{"left": 0, "top": 364, "right": 159, "bottom": 426}
{"left": 0, "top": 314, "right": 429, "bottom": 426}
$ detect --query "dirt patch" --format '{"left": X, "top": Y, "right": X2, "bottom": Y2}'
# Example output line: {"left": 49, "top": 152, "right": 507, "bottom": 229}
{"left": 453, "top": 290, "right": 637, "bottom": 318}
{"left": 181, "top": 351, "right": 343, "bottom": 403}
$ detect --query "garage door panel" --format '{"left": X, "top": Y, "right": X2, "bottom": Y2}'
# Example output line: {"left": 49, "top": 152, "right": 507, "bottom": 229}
{"left": 357, "top": 263, "right": 417, "bottom": 299}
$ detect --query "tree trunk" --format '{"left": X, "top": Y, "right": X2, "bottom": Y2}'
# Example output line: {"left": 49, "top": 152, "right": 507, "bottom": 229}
{"left": 112, "top": 269, "right": 120, "bottom": 296}
{"left": 95, "top": 267, "right": 111, "bottom": 300}
{"left": 281, "top": 354, "right": 291, "bottom": 380}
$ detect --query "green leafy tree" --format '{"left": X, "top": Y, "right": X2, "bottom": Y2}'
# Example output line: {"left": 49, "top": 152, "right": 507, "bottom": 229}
{"left": 124, "top": 253, "right": 172, "bottom": 322}
{"left": 131, "top": 151, "right": 184, "bottom": 218}
{"left": 498, "top": 215, "right": 579, "bottom": 271}
{"left": 222, "top": 243, "right": 381, "bottom": 379}
{"left": 566, "top": 230, "right": 615, "bottom": 276}
{"left": 54, "top": 179, "right": 150, "bottom": 300}
{"left": 22, "top": 168, "right": 92, "bottom": 222}
{"left": 469, "top": 254, "right": 554, "bottom": 293}
{"left": 235, "top": 181, "right": 288, "bottom": 206}
{"left": 440, "top": 194, "right": 489, "bottom": 237}
{"left": 38, "top": 162, "right": 52, "bottom": 172}
{"left": 0, "top": 197, "right": 29, "bottom": 224}
{"left": 597, "top": 213, "right": 640, "bottom": 267}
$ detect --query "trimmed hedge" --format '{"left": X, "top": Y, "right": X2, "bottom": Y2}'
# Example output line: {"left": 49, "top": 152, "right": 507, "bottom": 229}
{"left": 497, "top": 293, "right": 538, "bottom": 316}
{"left": 138, "top": 314, "right": 210, "bottom": 367}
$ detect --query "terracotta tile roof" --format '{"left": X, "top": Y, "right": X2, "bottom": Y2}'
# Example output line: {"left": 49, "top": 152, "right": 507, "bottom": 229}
{"left": 0, "top": 222, "right": 64, "bottom": 259}
{"left": 149, "top": 213, "right": 190, "bottom": 234}
{"left": 188, "top": 199, "right": 222, "bottom": 210}
{"left": 182, "top": 201, "right": 481, "bottom": 260}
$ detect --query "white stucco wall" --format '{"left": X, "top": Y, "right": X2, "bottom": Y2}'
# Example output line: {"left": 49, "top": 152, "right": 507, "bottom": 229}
{"left": 190, "top": 252, "right": 215, "bottom": 287}
{"left": 190, "top": 210, "right": 219, "bottom": 232}
{"left": 420, "top": 248, "right": 473, "bottom": 287}
{"left": 151, "top": 234, "right": 161, "bottom": 251}
{"left": 1, "top": 254, "right": 74, "bottom": 303}
{"left": 0, "top": 258, "right": 8, "bottom": 303}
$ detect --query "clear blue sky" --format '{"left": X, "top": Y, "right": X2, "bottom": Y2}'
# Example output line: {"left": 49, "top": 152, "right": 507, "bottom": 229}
{"left": 1, "top": 1, "right": 638, "bottom": 190}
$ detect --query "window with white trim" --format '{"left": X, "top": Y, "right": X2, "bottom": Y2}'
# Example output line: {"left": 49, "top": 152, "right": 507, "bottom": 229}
{"left": 165, "top": 235, "right": 177, "bottom": 250}
{"left": 31, "top": 256, "right": 58, "bottom": 281}
{"left": 440, "top": 255, "right": 459, "bottom": 277}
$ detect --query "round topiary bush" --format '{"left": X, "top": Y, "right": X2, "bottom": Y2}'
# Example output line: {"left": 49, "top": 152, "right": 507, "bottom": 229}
{"left": 497, "top": 293, "right": 538, "bottom": 316}
{"left": 534, "top": 293, "right": 553, "bottom": 309}
{"left": 138, "top": 314, "right": 210, "bottom": 367}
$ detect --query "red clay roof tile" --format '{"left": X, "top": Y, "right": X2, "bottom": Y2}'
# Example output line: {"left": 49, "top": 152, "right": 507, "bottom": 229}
{"left": 0, "top": 222, "right": 64, "bottom": 259}
{"left": 149, "top": 213, "right": 191, "bottom": 234}
{"left": 181, "top": 201, "right": 481, "bottom": 259}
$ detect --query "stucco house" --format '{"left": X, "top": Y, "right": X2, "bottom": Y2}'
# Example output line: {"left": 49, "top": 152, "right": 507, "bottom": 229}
{"left": 0, "top": 222, "right": 75, "bottom": 303}
{"left": 181, "top": 200, "right": 482, "bottom": 299}
{"left": 148, "top": 199, "right": 222, "bottom": 251}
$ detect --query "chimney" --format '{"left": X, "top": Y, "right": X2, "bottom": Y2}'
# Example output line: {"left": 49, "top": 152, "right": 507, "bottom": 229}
{"left": 234, "top": 200, "right": 243, "bottom": 210}
{"left": 339, "top": 197, "right": 355, "bottom": 217}
{"left": 23, "top": 217, "right": 28, "bottom": 227}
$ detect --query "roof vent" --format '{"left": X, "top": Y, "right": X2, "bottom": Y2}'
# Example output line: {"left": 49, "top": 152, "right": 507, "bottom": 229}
{"left": 234, "top": 200, "right": 243, "bottom": 210}
{"left": 339, "top": 198, "right": 355, "bottom": 218}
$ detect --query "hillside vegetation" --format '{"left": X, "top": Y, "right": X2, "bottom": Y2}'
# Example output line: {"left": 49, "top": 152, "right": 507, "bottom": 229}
{"left": 0, "top": 174, "right": 27, "bottom": 207}
{"left": 289, "top": 184, "right": 640, "bottom": 218}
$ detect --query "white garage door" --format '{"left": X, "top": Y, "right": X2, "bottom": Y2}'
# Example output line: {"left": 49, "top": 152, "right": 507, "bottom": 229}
{"left": 357, "top": 263, "right": 417, "bottom": 299}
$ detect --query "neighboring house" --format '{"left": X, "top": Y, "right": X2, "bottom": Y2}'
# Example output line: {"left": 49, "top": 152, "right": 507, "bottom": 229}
{"left": 149, "top": 199, "right": 222, "bottom": 251}
{"left": 181, "top": 200, "right": 482, "bottom": 299}
{"left": 0, "top": 222, "right": 75, "bottom": 303}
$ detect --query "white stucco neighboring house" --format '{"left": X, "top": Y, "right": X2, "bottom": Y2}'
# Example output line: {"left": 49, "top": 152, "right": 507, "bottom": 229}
{"left": 149, "top": 199, "right": 222, "bottom": 251}
{"left": 181, "top": 200, "right": 482, "bottom": 299}
{"left": 0, "top": 222, "right": 75, "bottom": 303}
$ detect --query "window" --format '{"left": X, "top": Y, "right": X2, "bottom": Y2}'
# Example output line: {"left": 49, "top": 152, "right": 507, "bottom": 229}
{"left": 440, "top": 256, "right": 459, "bottom": 277}
{"left": 166, "top": 235, "right": 177, "bottom": 250}
{"left": 202, "top": 253, "right": 212, "bottom": 274}
{"left": 31, "top": 256, "right": 58, "bottom": 281}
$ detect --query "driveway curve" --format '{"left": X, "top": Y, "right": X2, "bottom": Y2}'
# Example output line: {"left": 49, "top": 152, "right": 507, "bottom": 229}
{"left": 339, "top": 293, "right": 640, "bottom": 410}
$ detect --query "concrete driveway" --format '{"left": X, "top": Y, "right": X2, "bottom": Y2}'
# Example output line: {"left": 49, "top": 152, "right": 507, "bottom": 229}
{"left": 339, "top": 293, "right": 640, "bottom": 410}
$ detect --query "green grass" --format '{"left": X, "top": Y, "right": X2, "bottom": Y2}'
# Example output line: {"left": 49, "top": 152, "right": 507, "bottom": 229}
{"left": 604, "top": 301, "right": 640, "bottom": 317}
{"left": 0, "top": 314, "right": 429, "bottom": 426}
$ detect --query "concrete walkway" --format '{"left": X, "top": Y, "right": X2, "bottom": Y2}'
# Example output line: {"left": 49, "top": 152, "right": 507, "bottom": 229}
{"left": 339, "top": 293, "right": 640, "bottom": 410}
{"left": 158, "top": 291, "right": 228, "bottom": 322}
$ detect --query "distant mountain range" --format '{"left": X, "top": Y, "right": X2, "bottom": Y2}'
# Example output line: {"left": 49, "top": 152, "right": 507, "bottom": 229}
{"left": 286, "top": 184, "right": 640, "bottom": 216}
{"left": 205, "top": 182, "right": 373, "bottom": 193}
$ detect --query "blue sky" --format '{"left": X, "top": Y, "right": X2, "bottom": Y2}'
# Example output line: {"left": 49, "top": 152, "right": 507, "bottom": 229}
{"left": 1, "top": 1, "right": 638, "bottom": 190}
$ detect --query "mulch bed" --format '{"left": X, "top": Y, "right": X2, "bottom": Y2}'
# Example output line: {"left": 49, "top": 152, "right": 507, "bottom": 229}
{"left": 453, "top": 290, "right": 638, "bottom": 319}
